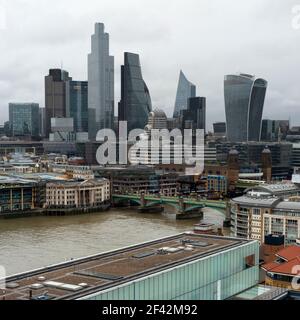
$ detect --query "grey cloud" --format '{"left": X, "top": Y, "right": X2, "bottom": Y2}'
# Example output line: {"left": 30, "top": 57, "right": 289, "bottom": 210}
{"left": 0, "top": 0, "right": 299, "bottom": 130}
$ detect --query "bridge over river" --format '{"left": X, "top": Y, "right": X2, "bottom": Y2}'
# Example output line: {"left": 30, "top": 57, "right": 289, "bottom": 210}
{"left": 112, "top": 194, "right": 229, "bottom": 220}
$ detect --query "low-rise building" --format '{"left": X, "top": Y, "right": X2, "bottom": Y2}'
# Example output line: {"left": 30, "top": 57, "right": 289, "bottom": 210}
{"left": 46, "top": 179, "right": 110, "bottom": 209}
{"left": 0, "top": 177, "right": 45, "bottom": 213}
{"left": 231, "top": 184, "right": 300, "bottom": 244}
{"left": 262, "top": 244, "right": 300, "bottom": 290}
{"left": 95, "top": 166, "right": 178, "bottom": 197}
{"left": 207, "top": 175, "right": 228, "bottom": 194}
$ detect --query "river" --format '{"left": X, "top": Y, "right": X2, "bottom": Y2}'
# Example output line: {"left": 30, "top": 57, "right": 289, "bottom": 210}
{"left": 0, "top": 208, "right": 226, "bottom": 276}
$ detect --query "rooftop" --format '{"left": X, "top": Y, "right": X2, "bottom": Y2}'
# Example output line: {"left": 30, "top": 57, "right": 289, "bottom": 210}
{"left": 3, "top": 233, "right": 250, "bottom": 300}
{"left": 262, "top": 246, "right": 300, "bottom": 275}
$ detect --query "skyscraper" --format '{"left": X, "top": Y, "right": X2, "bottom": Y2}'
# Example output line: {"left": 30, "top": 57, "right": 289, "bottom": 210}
{"left": 45, "top": 69, "right": 72, "bottom": 138}
{"left": 173, "top": 70, "right": 196, "bottom": 118}
{"left": 66, "top": 81, "right": 88, "bottom": 133}
{"left": 224, "top": 73, "right": 268, "bottom": 142}
{"left": 181, "top": 97, "right": 206, "bottom": 131}
{"left": 9, "top": 103, "right": 40, "bottom": 138}
{"left": 118, "top": 52, "right": 152, "bottom": 132}
{"left": 88, "top": 23, "right": 114, "bottom": 140}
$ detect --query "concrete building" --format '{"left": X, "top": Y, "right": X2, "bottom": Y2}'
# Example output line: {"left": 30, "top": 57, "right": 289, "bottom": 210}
{"left": 95, "top": 166, "right": 178, "bottom": 197}
{"left": 231, "top": 184, "right": 300, "bottom": 244}
{"left": 88, "top": 23, "right": 114, "bottom": 139}
{"left": 9, "top": 103, "right": 40, "bottom": 138}
{"left": 4, "top": 233, "right": 260, "bottom": 300}
{"left": 46, "top": 179, "right": 110, "bottom": 209}
{"left": 45, "top": 69, "right": 72, "bottom": 137}
{"left": 145, "top": 109, "right": 168, "bottom": 133}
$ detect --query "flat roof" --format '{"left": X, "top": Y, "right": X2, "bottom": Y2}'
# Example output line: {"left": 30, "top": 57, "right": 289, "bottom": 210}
{"left": 3, "top": 233, "right": 252, "bottom": 300}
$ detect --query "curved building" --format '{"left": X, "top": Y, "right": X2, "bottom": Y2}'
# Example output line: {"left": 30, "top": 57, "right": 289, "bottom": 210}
{"left": 224, "top": 73, "right": 267, "bottom": 142}
{"left": 118, "top": 52, "right": 152, "bottom": 132}
{"left": 173, "top": 71, "right": 196, "bottom": 118}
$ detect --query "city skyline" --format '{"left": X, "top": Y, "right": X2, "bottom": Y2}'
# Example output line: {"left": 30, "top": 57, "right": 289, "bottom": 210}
{"left": 0, "top": 0, "right": 299, "bottom": 131}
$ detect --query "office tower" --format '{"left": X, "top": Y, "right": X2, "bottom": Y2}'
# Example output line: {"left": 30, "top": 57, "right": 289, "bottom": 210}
{"left": 261, "top": 119, "right": 290, "bottom": 142}
{"left": 88, "top": 23, "right": 114, "bottom": 140}
{"left": 181, "top": 97, "right": 206, "bottom": 131}
{"left": 66, "top": 81, "right": 88, "bottom": 133}
{"left": 45, "top": 69, "right": 72, "bottom": 137}
{"left": 213, "top": 122, "right": 226, "bottom": 135}
{"left": 39, "top": 108, "right": 46, "bottom": 137}
{"left": 224, "top": 73, "right": 268, "bottom": 142}
{"left": 173, "top": 70, "right": 196, "bottom": 118}
{"left": 9, "top": 103, "right": 40, "bottom": 138}
{"left": 118, "top": 52, "right": 152, "bottom": 132}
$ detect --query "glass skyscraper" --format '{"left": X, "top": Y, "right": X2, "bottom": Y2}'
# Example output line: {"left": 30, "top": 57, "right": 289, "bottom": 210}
{"left": 118, "top": 52, "right": 152, "bottom": 132}
{"left": 224, "top": 73, "right": 268, "bottom": 142}
{"left": 173, "top": 70, "right": 196, "bottom": 118}
{"left": 9, "top": 103, "right": 40, "bottom": 138}
{"left": 88, "top": 23, "right": 114, "bottom": 140}
{"left": 66, "top": 81, "right": 88, "bottom": 133}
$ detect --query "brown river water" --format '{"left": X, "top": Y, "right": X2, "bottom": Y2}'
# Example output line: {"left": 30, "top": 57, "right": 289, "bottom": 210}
{"left": 0, "top": 208, "right": 226, "bottom": 276}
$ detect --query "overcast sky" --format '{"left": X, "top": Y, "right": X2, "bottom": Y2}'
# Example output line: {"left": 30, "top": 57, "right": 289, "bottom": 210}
{"left": 0, "top": 0, "right": 299, "bottom": 130}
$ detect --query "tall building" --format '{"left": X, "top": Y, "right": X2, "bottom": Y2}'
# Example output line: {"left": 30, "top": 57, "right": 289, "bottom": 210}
{"left": 224, "top": 73, "right": 267, "bottom": 142}
{"left": 181, "top": 97, "right": 206, "bottom": 131}
{"left": 9, "top": 103, "right": 40, "bottom": 138}
{"left": 39, "top": 108, "right": 46, "bottom": 138}
{"left": 213, "top": 122, "right": 226, "bottom": 136}
{"left": 118, "top": 52, "right": 152, "bottom": 132}
{"left": 66, "top": 81, "right": 88, "bottom": 133}
{"left": 261, "top": 119, "right": 290, "bottom": 142}
{"left": 45, "top": 69, "right": 72, "bottom": 137}
{"left": 173, "top": 70, "right": 196, "bottom": 118}
{"left": 88, "top": 23, "right": 114, "bottom": 140}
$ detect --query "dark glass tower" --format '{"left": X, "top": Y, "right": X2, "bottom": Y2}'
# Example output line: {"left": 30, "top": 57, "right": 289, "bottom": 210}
{"left": 224, "top": 73, "right": 267, "bottom": 142}
{"left": 181, "top": 97, "right": 206, "bottom": 131}
{"left": 66, "top": 81, "right": 88, "bottom": 133}
{"left": 118, "top": 52, "right": 152, "bottom": 132}
{"left": 173, "top": 70, "right": 196, "bottom": 118}
{"left": 45, "top": 69, "right": 72, "bottom": 138}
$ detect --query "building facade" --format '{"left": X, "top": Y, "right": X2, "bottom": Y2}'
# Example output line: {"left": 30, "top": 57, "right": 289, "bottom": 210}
{"left": 0, "top": 179, "right": 45, "bottom": 214}
{"left": 9, "top": 103, "right": 40, "bottom": 138}
{"left": 173, "top": 70, "right": 196, "bottom": 118}
{"left": 231, "top": 184, "right": 300, "bottom": 244}
{"left": 118, "top": 52, "right": 152, "bottom": 132}
{"left": 224, "top": 73, "right": 267, "bottom": 142}
{"left": 181, "top": 97, "right": 206, "bottom": 132}
{"left": 45, "top": 69, "right": 72, "bottom": 137}
{"left": 88, "top": 23, "right": 114, "bottom": 139}
{"left": 46, "top": 179, "right": 110, "bottom": 209}
{"left": 81, "top": 235, "right": 259, "bottom": 301}
{"left": 66, "top": 81, "right": 88, "bottom": 133}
